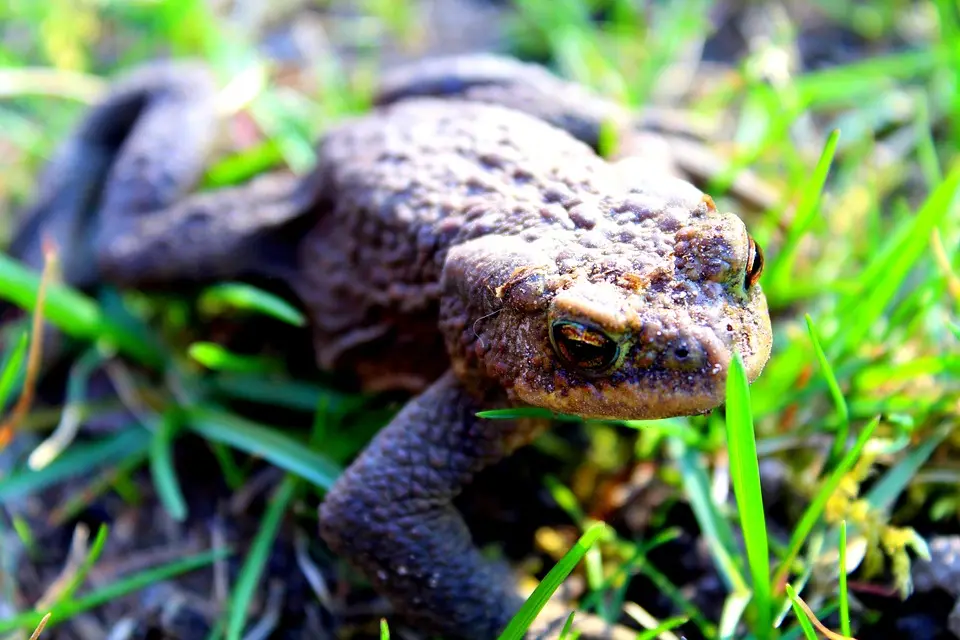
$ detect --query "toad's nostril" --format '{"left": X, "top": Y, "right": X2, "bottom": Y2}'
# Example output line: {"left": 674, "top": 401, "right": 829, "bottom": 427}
{"left": 634, "top": 323, "right": 710, "bottom": 372}
{"left": 663, "top": 339, "right": 706, "bottom": 371}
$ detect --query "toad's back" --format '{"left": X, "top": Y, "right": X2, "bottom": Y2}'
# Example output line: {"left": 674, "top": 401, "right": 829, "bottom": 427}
{"left": 294, "top": 98, "right": 616, "bottom": 388}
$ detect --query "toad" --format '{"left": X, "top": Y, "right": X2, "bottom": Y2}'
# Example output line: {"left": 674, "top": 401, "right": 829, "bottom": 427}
{"left": 6, "top": 54, "right": 773, "bottom": 638}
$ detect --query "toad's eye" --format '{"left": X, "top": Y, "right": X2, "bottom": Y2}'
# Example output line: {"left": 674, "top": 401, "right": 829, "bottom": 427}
{"left": 745, "top": 235, "right": 764, "bottom": 289}
{"left": 550, "top": 320, "right": 620, "bottom": 372}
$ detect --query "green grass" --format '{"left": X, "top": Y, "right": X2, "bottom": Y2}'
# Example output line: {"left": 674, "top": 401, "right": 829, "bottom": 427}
{"left": 725, "top": 353, "right": 772, "bottom": 637}
{"left": 1, "top": 0, "right": 959, "bottom": 638}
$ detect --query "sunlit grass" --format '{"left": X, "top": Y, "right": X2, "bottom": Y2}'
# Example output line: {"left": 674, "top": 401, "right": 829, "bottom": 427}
{"left": 0, "top": 0, "right": 958, "bottom": 638}
{"left": 499, "top": 522, "right": 608, "bottom": 640}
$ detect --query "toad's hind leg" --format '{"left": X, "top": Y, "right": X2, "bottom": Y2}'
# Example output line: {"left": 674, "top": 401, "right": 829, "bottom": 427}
{"left": 8, "top": 61, "right": 218, "bottom": 287}
{"left": 7, "top": 61, "right": 311, "bottom": 289}
{"left": 319, "top": 371, "right": 545, "bottom": 639}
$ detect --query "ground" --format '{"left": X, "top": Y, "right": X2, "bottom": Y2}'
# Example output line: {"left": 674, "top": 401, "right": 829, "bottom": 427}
{"left": 0, "top": 1, "right": 959, "bottom": 639}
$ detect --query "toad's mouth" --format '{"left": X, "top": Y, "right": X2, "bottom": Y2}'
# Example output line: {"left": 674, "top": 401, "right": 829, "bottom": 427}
{"left": 513, "top": 341, "right": 767, "bottom": 421}
{"left": 513, "top": 298, "right": 772, "bottom": 421}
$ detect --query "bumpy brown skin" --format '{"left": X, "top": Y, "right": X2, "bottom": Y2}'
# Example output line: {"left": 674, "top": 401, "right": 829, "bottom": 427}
{"left": 6, "top": 54, "right": 772, "bottom": 639}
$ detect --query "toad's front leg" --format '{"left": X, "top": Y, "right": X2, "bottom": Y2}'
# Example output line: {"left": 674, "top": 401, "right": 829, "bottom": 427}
{"left": 318, "top": 371, "right": 544, "bottom": 638}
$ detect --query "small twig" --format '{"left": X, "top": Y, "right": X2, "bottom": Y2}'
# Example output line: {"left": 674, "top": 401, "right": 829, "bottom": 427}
{"left": 35, "top": 523, "right": 89, "bottom": 610}
{"left": 228, "top": 467, "right": 283, "bottom": 514}
{"left": 790, "top": 587, "right": 858, "bottom": 640}
{"left": 28, "top": 346, "right": 105, "bottom": 470}
{"left": 28, "top": 612, "right": 52, "bottom": 640}
{"left": 0, "top": 237, "right": 59, "bottom": 448}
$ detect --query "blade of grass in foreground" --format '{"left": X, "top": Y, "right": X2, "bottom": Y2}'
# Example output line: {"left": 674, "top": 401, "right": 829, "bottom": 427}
{"left": 39, "top": 524, "right": 109, "bottom": 610}
{"left": 27, "top": 613, "right": 51, "bottom": 640}
{"left": 149, "top": 409, "right": 188, "bottom": 522}
{"left": 0, "top": 253, "right": 163, "bottom": 367}
{"left": 210, "top": 374, "right": 358, "bottom": 413}
{"left": 188, "top": 341, "right": 280, "bottom": 373}
{"left": 477, "top": 407, "right": 586, "bottom": 422}
{"left": 669, "top": 437, "right": 747, "bottom": 593}
{"left": 0, "top": 427, "right": 151, "bottom": 502}
{"left": 725, "top": 352, "right": 771, "bottom": 638}
{"left": 27, "top": 344, "right": 106, "bottom": 471}
{"left": 785, "top": 585, "right": 818, "bottom": 640}
{"left": 0, "top": 547, "right": 228, "bottom": 633}
{"left": 198, "top": 282, "right": 306, "bottom": 327}
{"left": 864, "top": 424, "right": 949, "bottom": 513}
{"left": 498, "top": 522, "right": 607, "bottom": 640}
{"left": 227, "top": 473, "right": 298, "bottom": 640}
{"left": 805, "top": 314, "right": 849, "bottom": 467}
{"left": 634, "top": 615, "right": 687, "bottom": 640}
{"left": 718, "top": 591, "right": 752, "bottom": 640}
{"left": 786, "top": 584, "right": 855, "bottom": 640}
{"left": 0, "top": 331, "right": 28, "bottom": 410}
{"left": 185, "top": 405, "right": 342, "bottom": 490}
{"left": 839, "top": 521, "right": 851, "bottom": 637}
{"left": 557, "top": 612, "right": 576, "bottom": 639}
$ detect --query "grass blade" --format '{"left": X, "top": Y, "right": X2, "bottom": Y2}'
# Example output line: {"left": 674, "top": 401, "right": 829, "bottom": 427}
{"left": 771, "top": 416, "right": 880, "bottom": 592}
{"left": 725, "top": 352, "right": 771, "bottom": 637}
{"left": 805, "top": 314, "right": 849, "bottom": 465}
{"left": 635, "top": 615, "right": 688, "bottom": 640}
{"left": 0, "top": 546, "right": 227, "bottom": 633}
{"left": 0, "top": 253, "right": 163, "bottom": 366}
{"left": 27, "top": 613, "right": 51, "bottom": 640}
{"left": 0, "top": 428, "right": 151, "bottom": 502}
{"left": 785, "top": 585, "right": 819, "bottom": 640}
{"left": 0, "top": 331, "right": 28, "bottom": 410}
{"left": 185, "top": 406, "right": 341, "bottom": 490}
{"left": 557, "top": 611, "right": 576, "bottom": 639}
{"left": 189, "top": 342, "right": 278, "bottom": 373}
{"left": 717, "top": 591, "right": 752, "bottom": 640}
{"left": 864, "top": 424, "right": 949, "bottom": 512}
{"left": 498, "top": 522, "right": 607, "bottom": 640}
{"left": 839, "top": 521, "right": 851, "bottom": 637}
{"left": 149, "top": 409, "right": 187, "bottom": 522}
{"left": 226, "top": 473, "right": 298, "bottom": 640}
{"left": 841, "top": 164, "right": 960, "bottom": 351}
{"left": 28, "top": 345, "right": 106, "bottom": 470}
{"left": 767, "top": 129, "right": 840, "bottom": 294}
{"left": 669, "top": 437, "right": 747, "bottom": 592}
{"left": 198, "top": 282, "right": 306, "bottom": 327}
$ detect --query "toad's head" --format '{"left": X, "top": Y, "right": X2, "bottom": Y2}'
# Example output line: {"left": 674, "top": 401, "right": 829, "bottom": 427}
{"left": 441, "top": 177, "right": 772, "bottom": 420}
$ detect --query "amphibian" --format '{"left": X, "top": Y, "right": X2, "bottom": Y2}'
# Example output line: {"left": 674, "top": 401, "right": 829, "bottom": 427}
{"left": 6, "top": 54, "right": 773, "bottom": 638}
